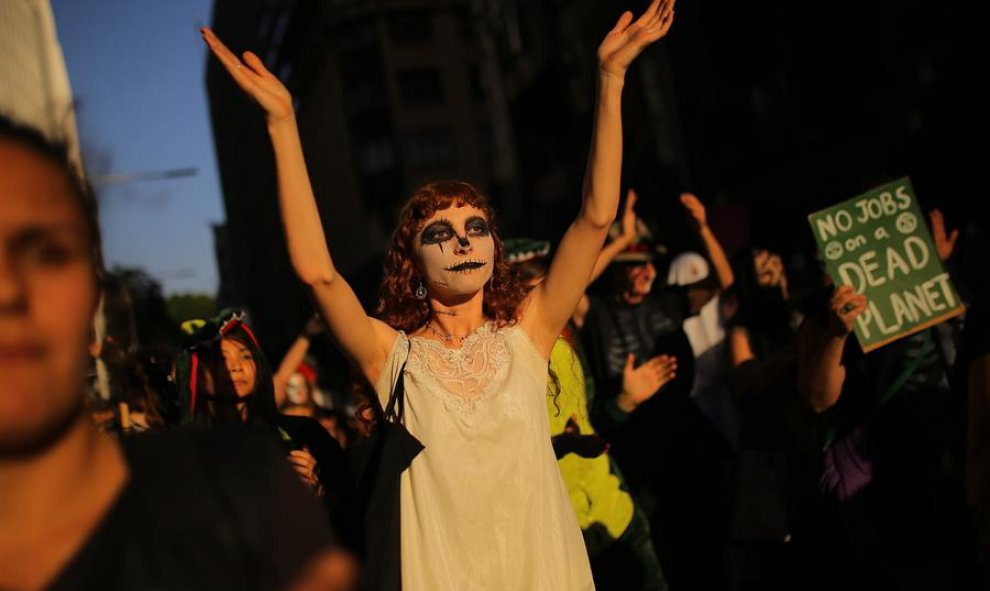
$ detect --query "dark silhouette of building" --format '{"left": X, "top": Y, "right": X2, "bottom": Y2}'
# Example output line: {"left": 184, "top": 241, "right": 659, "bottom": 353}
{"left": 207, "top": 0, "right": 985, "bottom": 351}
{"left": 207, "top": 0, "right": 521, "bottom": 354}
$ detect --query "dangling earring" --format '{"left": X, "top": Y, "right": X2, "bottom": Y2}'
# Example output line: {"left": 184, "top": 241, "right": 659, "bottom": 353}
{"left": 414, "top": 279, "right": 428, "bottom": 300}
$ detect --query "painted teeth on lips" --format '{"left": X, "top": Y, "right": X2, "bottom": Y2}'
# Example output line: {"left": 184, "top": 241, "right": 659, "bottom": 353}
{"left": 446, "top": 260, "right": 487, "bottom": 273}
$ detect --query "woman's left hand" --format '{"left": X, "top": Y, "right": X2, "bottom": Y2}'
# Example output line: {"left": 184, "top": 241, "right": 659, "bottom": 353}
{"left": 680, "top": 192, "right": 707, "bottom": 227}
{"left": 598, "top": 0, "right": 676, "bottom": 79}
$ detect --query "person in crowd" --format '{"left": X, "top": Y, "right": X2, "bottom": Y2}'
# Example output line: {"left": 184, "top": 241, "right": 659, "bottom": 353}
{"left": 275, "top": 314, "right": 325, "bottom": 412}
{"left": 796, "top": 208, "right": 978, "bottom": 590}
{"left": 724, "top": 247, "right": 819, "bottom": 589}
{"left": 509, "top": 236, "right": 671, "bottom": 591}
{"left": 581, "top": 192, "right": 731, "bottom": 590}
{"left": 176, "top": 309, "right": 349, "bottom": 515}
{"left": 664, "top": 193, "right": 738, "bottom": 447}
{"left": 314, "top": 407, "right": 354, "bottom": 449}
{"left": 201, "top": 1, "right": 675, "bottom": 587}
{"left": 0, "top": 114, "right": 354, "bottom": 591}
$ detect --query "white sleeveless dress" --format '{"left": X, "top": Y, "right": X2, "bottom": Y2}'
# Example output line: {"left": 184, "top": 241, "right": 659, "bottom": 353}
{"left": 373, "top": 323, "right": 595, "bottom": 590}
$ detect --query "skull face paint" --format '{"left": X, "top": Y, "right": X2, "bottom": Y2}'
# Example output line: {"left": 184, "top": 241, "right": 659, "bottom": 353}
{"left": 285, "top": 372, "right": 310, "bottom": 405}
{"left": 415, "top": 205, "right": 495, "bottom": 299}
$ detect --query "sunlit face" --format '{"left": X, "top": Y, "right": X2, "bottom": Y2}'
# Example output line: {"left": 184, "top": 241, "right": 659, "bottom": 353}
{"left": 624, "top": 261, "right": 656, "bottom": 298}
{"left": 753, "top": 249, "right": 785, "bottom": 288}
{"left": 414, "top": 205, "right": 495, "bottom": 299}
{"left": 221, "top": 338, "right": 257, "bottom": 398}
{"left": 0, "top": 140, "right": 99, "bottom": 457}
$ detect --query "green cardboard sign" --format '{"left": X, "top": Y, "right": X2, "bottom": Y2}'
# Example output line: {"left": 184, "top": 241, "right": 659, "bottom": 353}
{"left": 808, "top": 178, "right": 964, "bottom": 353}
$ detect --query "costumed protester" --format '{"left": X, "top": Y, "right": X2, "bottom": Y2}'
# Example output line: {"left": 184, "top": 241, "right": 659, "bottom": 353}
{"left": 0, "top": 114, "right": 354, "bottom": 591}
{"left": 175, "top": 309, "right": 350, "bottom": 531}
{"left": 507, "top": 238, "right": 670, "bottom": 591}
{"left": 201, "top": 2, "right": 676, "bottom": 588}
{"left": 281, "top": 360, "right": 320, "bottom": 418}
{"left": 274, "top": 313, "right": 328, "bottom": 413}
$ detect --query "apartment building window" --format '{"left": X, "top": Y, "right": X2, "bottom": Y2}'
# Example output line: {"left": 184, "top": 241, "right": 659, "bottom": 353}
{"left": 388, "top": 11, "right": 433, "bottom": 43}
{"left": 396, "top": 68, "right": 444, "bottom": 105}
{"left": 402, "top": 128, "right": 454, "bottom": 167}
{"left": 358, "top": 137, "right": 397, "bottom": 173}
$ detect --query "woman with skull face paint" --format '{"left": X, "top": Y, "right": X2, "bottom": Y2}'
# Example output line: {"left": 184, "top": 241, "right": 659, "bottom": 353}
{"left": 202, "top": 2, "right": 676, "bottom": 588}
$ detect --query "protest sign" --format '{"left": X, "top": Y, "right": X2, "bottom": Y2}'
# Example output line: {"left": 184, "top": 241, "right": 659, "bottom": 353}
{"left": 808, "top": 178, "right": 964, "bottom": 352}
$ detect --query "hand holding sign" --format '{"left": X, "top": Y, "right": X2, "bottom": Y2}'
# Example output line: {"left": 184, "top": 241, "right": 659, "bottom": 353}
{"left": 808, "top": 179, "right": 964, "bottom": 352}
{"left": 828, "top": 286, "right": 868, "bottom": 338}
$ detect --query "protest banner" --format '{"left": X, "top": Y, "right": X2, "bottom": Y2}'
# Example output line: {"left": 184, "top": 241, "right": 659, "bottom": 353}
{"left": 808, "top": 178, "right": 964, "bottom": 352}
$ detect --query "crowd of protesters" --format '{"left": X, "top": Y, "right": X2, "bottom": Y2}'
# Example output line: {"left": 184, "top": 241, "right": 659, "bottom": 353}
{"left": 3, "top": 1, "right": 989, "bottom": 589}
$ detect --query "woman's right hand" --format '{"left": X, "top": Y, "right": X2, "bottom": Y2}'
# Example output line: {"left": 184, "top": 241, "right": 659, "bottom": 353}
{"left": 598, "top": 0, "right": 676, "bottom": 79}
{"left": 618, "top": 353, "right": 677, "bottom": 412}
{"left": 828, "top": 285, "right": 867, "bottom": 338}
{"left": 201, "top": 27, "right": 294, "bottom": 124}
{"left": 619, "top": 188, "right": 640, "bottom": 244}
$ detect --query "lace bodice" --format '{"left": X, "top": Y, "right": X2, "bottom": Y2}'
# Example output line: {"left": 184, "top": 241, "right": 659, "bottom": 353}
{"left": 406, "top": 323, "right": 510, "bottom": 414}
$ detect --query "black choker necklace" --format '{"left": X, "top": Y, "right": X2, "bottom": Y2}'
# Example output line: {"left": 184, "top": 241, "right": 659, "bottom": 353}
{"left": 427, "top": 321, "right": 469, "bottom": 342}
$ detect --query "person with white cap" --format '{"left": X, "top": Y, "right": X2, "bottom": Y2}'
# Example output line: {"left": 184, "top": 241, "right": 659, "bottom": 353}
{"left": 579, "top": 190, "right": 735, "bottom": 589}
{"left": 665, "top": 193, "right": 739, "bottom": 449}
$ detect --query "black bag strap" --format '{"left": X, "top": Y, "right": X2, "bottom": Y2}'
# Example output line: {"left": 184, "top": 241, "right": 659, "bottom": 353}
{"left": 382, "top": 338, "right": 410, "bottom": 424}
{"left": 351, "top": 337, "right": 412, "bottom": 500}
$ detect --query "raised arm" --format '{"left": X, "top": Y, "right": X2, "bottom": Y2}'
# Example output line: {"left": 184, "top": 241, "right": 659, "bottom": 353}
{"left": 202, "top": 29, "right": 395, "bottom": 383}
{"left": 681, "top": 193, "right": 734, "bottom": 289}
{"left": 274, "top": 315, "right": 323, "bottom": 407}
{"left": 797, "top": 286, "right": 867, "bottom": 412}
{"left": 523, "top": 0, "right": 676, "bottom": 354}
{"left": 589, "top": 188, "right": 640, "bottom": 283}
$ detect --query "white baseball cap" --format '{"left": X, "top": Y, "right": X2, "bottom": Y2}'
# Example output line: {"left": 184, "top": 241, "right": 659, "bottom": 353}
{"left": 666, "top": 251, "right": 710, "bottom": 286}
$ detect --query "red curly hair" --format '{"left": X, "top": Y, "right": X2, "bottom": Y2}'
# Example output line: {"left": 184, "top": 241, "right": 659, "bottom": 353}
{"left": 376, "top": 180, "right": 530, "bottom": 332}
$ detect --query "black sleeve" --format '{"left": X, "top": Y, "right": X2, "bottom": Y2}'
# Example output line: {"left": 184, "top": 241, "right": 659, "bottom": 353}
{"left": 581, "top": 298, "right": 632, "bottom": 438}
{"left": 125, "top": 427, "right": 336, "bottom": 591}
{"left": 277, "top": 415, "right": 349, "bottom": 502}
{"left": 264, "top": 436, "right": 338, "bottom": 589}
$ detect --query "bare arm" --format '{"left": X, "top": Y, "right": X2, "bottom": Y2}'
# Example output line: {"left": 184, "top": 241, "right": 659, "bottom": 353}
{"left": 729, "top": 326, "right": 755, "bottom": 368}
{"left": 589, "top": 188, "right": 639, "bottom": 283}
{"left": 524, "top": 0, "right": 676, "bottom": 355}
{"left": 680, "top": 193, "right": 734, "bottom": 289}
{"left": 274, "top": 316, "right": 322, "bottom": 407}
{"left": 202, "top": 29, "right": 396, "bottom": 383}
{"left": 796, "top": 286, "right": 867, "bottom": 412}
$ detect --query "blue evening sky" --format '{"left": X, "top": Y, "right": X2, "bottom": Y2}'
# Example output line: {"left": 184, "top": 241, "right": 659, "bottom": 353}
{"left": 52, "top": 0, "right": 222, "bottom": 295}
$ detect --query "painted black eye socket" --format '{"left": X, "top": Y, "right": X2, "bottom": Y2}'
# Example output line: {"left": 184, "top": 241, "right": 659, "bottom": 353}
{"left": 465, "top": 217, "right": 490, "bottom": 237}
{"left": 421, "top": 221, "right": 455, "bottom": 245}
